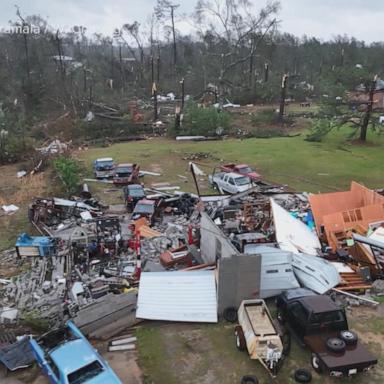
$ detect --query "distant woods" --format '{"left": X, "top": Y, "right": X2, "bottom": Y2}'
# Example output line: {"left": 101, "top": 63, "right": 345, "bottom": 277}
{"left": 0, "top": 1, "right": 383, "bottom": 140}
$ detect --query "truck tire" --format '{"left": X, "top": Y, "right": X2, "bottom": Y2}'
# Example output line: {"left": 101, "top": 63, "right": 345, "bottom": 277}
{"left": 311, "top": 353, "right": 324, "bottom": 374}
{"left": 276, "top": 309, "right": 285, "bottom": 324}
{"left": 235, "top": 326, "right": 246, "bottom": 351}
{"left": 223, "top": 307, "right": 238, "bottom": 323}
{"left": 0, "top": 364, "right": 7, "bottom": 379}
{"left": 281, "top": 328, "right": 291, "bottom": 355}
{"left": 294, "top": 368, "right": 312, "bottom": 383}
{"left": 339, "top": 330, "right": 358, "bottom": 345}
{"left": 325, "top": 337, "right": 346, "bottom": 353}
{"left": 273, "top": 357, "right": 285, "bottom": 376}
{"left": 240, "top": 375, "right": 259, "bottom": 384}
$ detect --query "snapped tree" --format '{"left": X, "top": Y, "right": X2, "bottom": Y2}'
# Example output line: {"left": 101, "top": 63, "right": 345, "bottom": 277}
{"left": 306, "top": 75, "right": 380, "bottom": 142}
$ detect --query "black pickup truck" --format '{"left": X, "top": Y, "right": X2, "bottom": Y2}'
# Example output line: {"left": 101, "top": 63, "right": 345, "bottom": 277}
{"left": 276, "top": 288, "right": 377, "bottom": 378}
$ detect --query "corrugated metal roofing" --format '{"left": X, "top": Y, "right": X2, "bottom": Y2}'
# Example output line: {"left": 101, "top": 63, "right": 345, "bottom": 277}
{"left": 136, "top": 271, "right": 218, "bottom": 323}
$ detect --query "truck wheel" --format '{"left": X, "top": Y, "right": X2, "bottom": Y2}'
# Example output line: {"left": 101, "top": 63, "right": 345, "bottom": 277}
{"left": 212, "top": 183, "right": 218, "bottom": 190}
{"left": 223, "top": 307, "right": 238, "bottom": 323}
{"left": 339, "top": 330, "right": 358, "bottom": 345}
{"left": 311, "top": 353, "right": 323, "bottom": 374}
{"left": 281, "top": 328, "right": 291, "bottom": 355}
{"left": 276, "top": 309, "right": 285, "bottom": 324}
{"left": 0, "top": 364, "right": 7, "bottom": 378}
{"left": 240, "top": 375, "right": 259, "bottom": 384}
{"left": 325, "top": 337, "right": 346, "bottom": 353}
{"left": 294, "top": 368, "right": 312, "bottom": 383}
{"left": 235, "top": 326, "right": 246, "bottom": 351}
{"left": 273, "top": 357, "right": 285, "bottom": 376}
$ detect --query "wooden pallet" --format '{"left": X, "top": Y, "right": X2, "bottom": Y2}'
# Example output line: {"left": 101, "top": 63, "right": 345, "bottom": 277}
{"left": 337, "top": 272, "right": 372, "bottom": 291}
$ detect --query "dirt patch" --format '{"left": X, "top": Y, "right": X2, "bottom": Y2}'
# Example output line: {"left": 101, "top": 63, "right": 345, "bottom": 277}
{"left": 148, "top": 163, "right": 163, "bottom": 174}
{"left": 348, "top": 139, "right": 380, "bottom": 147}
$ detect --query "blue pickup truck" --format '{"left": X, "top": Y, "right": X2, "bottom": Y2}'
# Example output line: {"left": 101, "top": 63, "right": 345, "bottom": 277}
{"left": 29, "top": 321, "right": 122, "bottom": 384}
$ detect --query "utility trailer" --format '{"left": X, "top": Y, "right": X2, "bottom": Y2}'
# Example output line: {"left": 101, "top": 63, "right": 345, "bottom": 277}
{"left": 235, "top": 299, "right": 286, "bottom": 377}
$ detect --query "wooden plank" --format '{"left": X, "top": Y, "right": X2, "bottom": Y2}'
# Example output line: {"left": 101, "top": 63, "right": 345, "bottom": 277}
{"left": 88, "top": 313, "right": 142, "bottom": 340}
{"left": 337, "top": 285, "right": 372, "bottom": 291}
{"left": 245, "top": 305, "right": 275, "bottom": 336}
{"left": 80, "top": 305, "right": 136, "bottom": 335}
{"left": 74, "top": 293, "right": 137, "bottom": 327}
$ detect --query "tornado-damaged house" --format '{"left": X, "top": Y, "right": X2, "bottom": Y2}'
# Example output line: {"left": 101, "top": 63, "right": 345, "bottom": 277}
{"left": 199, "top": 191, "right": 340, "bottom": 315}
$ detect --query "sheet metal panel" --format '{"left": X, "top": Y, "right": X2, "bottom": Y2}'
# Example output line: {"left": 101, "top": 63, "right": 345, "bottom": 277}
{"left": 136, "top": 271, "right": 218, "bottom": 323}
{"left": 243, "top": 245, "right": 300, "bottom": 298}
{"left": 292, "top": 253, "right": 340, "bottom": 294}
{"left": 271, "top": 198, "right": 321, "bottom": 255}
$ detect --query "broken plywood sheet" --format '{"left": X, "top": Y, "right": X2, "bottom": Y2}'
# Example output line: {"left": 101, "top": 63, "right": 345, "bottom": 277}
{"left": 133, "top": 217, "right": 162, "bottom": 238}
{"left": 309, "top": 181, "right": 384, "bottom": 236}
{"left": 349, "top": 232, "right": 384, "bottom": 277}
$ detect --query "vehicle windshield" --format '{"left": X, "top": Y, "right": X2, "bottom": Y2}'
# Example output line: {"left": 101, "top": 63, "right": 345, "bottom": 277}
{"left": 68, "top": 360, "right": 103, "bottom": 384}
{"left": 238, "top": 166, "right": 253, "bottom": 174}
{"left": 134, "top": 203, "right": 154, "bottom": 214}
{"left": 235, "top": 176, "right": 251, "bottom": 186}
{"left": 310, "top": 310, "right": 346, "bottom": 325}
{"left": 97, "top": 161, "right": 113, "bottom": 169}
{"left": 129, "top": 187, "right": 145, "bottom": 197}
{"left": 116, "top": 166, "right": 132, "bottom": 174}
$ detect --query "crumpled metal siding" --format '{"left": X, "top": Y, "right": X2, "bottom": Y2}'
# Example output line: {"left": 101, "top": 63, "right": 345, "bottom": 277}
{"left": 136, "top": 271, "right": 218, "bottom": 323}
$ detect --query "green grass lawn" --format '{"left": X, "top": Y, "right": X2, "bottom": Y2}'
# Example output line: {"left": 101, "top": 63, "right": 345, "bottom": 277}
{"left": 78, "top": 126, "right": 384, "bottom": 194}
{"left": 136, "top": 317, "right": 383, "bottom": 384}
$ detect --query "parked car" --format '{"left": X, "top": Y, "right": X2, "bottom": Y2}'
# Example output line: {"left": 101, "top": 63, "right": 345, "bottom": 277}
{"left": 220, "top": 163, "right": 262, "bottom": 182}
{"left": 131, "top": 199, "right": 156, "bottom": 224}
{"left": 29, "top": 320, "right": 122, "bottom": 384}
{"left": 123, "top": 184, "right": 146, "bottom": 210}
{"left": 276, "top": 288, "right": 377, "bottom": 377}
{"left": 113, "top": 163, "right": 139, "bottom": 185}
{"left": 234, "top": 299, "right": 287, "bottom": 377}
{"left": 93, "top": 158, "right": 115, "bottom": 179}
{"left": 208, "top": 171, "right": 252, "bottom": 194}
{"left": 113, "top": 163, "right": 140, "bottom": 186}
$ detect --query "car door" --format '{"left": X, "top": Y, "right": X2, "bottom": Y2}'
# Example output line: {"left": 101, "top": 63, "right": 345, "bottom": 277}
{"left": 286, "top": 301, "right": 309, "bottom": 340}
{"left": 227, "top": 177, "right": 236, "bottom": 193}
{"left": 29, "top": 339, "right": 60, "bottom": 384}
{"left": 220, "top": 174, "right": 228, "bottom": 192}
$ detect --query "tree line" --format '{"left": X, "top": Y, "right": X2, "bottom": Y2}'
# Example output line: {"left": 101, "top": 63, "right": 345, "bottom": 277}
{"left": 0, "top": 0, "right": 383, "bottom": 144}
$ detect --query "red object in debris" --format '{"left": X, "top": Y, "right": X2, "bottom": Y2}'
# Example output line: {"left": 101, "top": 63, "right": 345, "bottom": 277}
{"left": 220, "top": 163, "right": 261, "bottom": 181}
{"left": 159, "top": 245, "right": 192, "bottom": 268}
{"left": 188, "top": 224, "right": 194, "bottom": 245}
{"left": 134, "top": 230, "right": 142, "bottom": 280}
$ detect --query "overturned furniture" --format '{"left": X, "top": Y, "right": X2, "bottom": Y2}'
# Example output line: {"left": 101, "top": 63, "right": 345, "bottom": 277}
{"left": 15, "top": 233, "right": 55, "bottom": 257}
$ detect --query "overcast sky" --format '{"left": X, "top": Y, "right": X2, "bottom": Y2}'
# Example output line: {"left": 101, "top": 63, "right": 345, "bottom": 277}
{"left": 1, "top": 0, "right": 383, "bottom": 43}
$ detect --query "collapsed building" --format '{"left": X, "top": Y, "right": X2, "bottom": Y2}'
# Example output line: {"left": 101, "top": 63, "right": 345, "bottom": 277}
{"left": 1, "top": 167, "right": 384, "bottom": 370}
{"left": 199, "top": 191, "right": 340, "bottom": 315}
